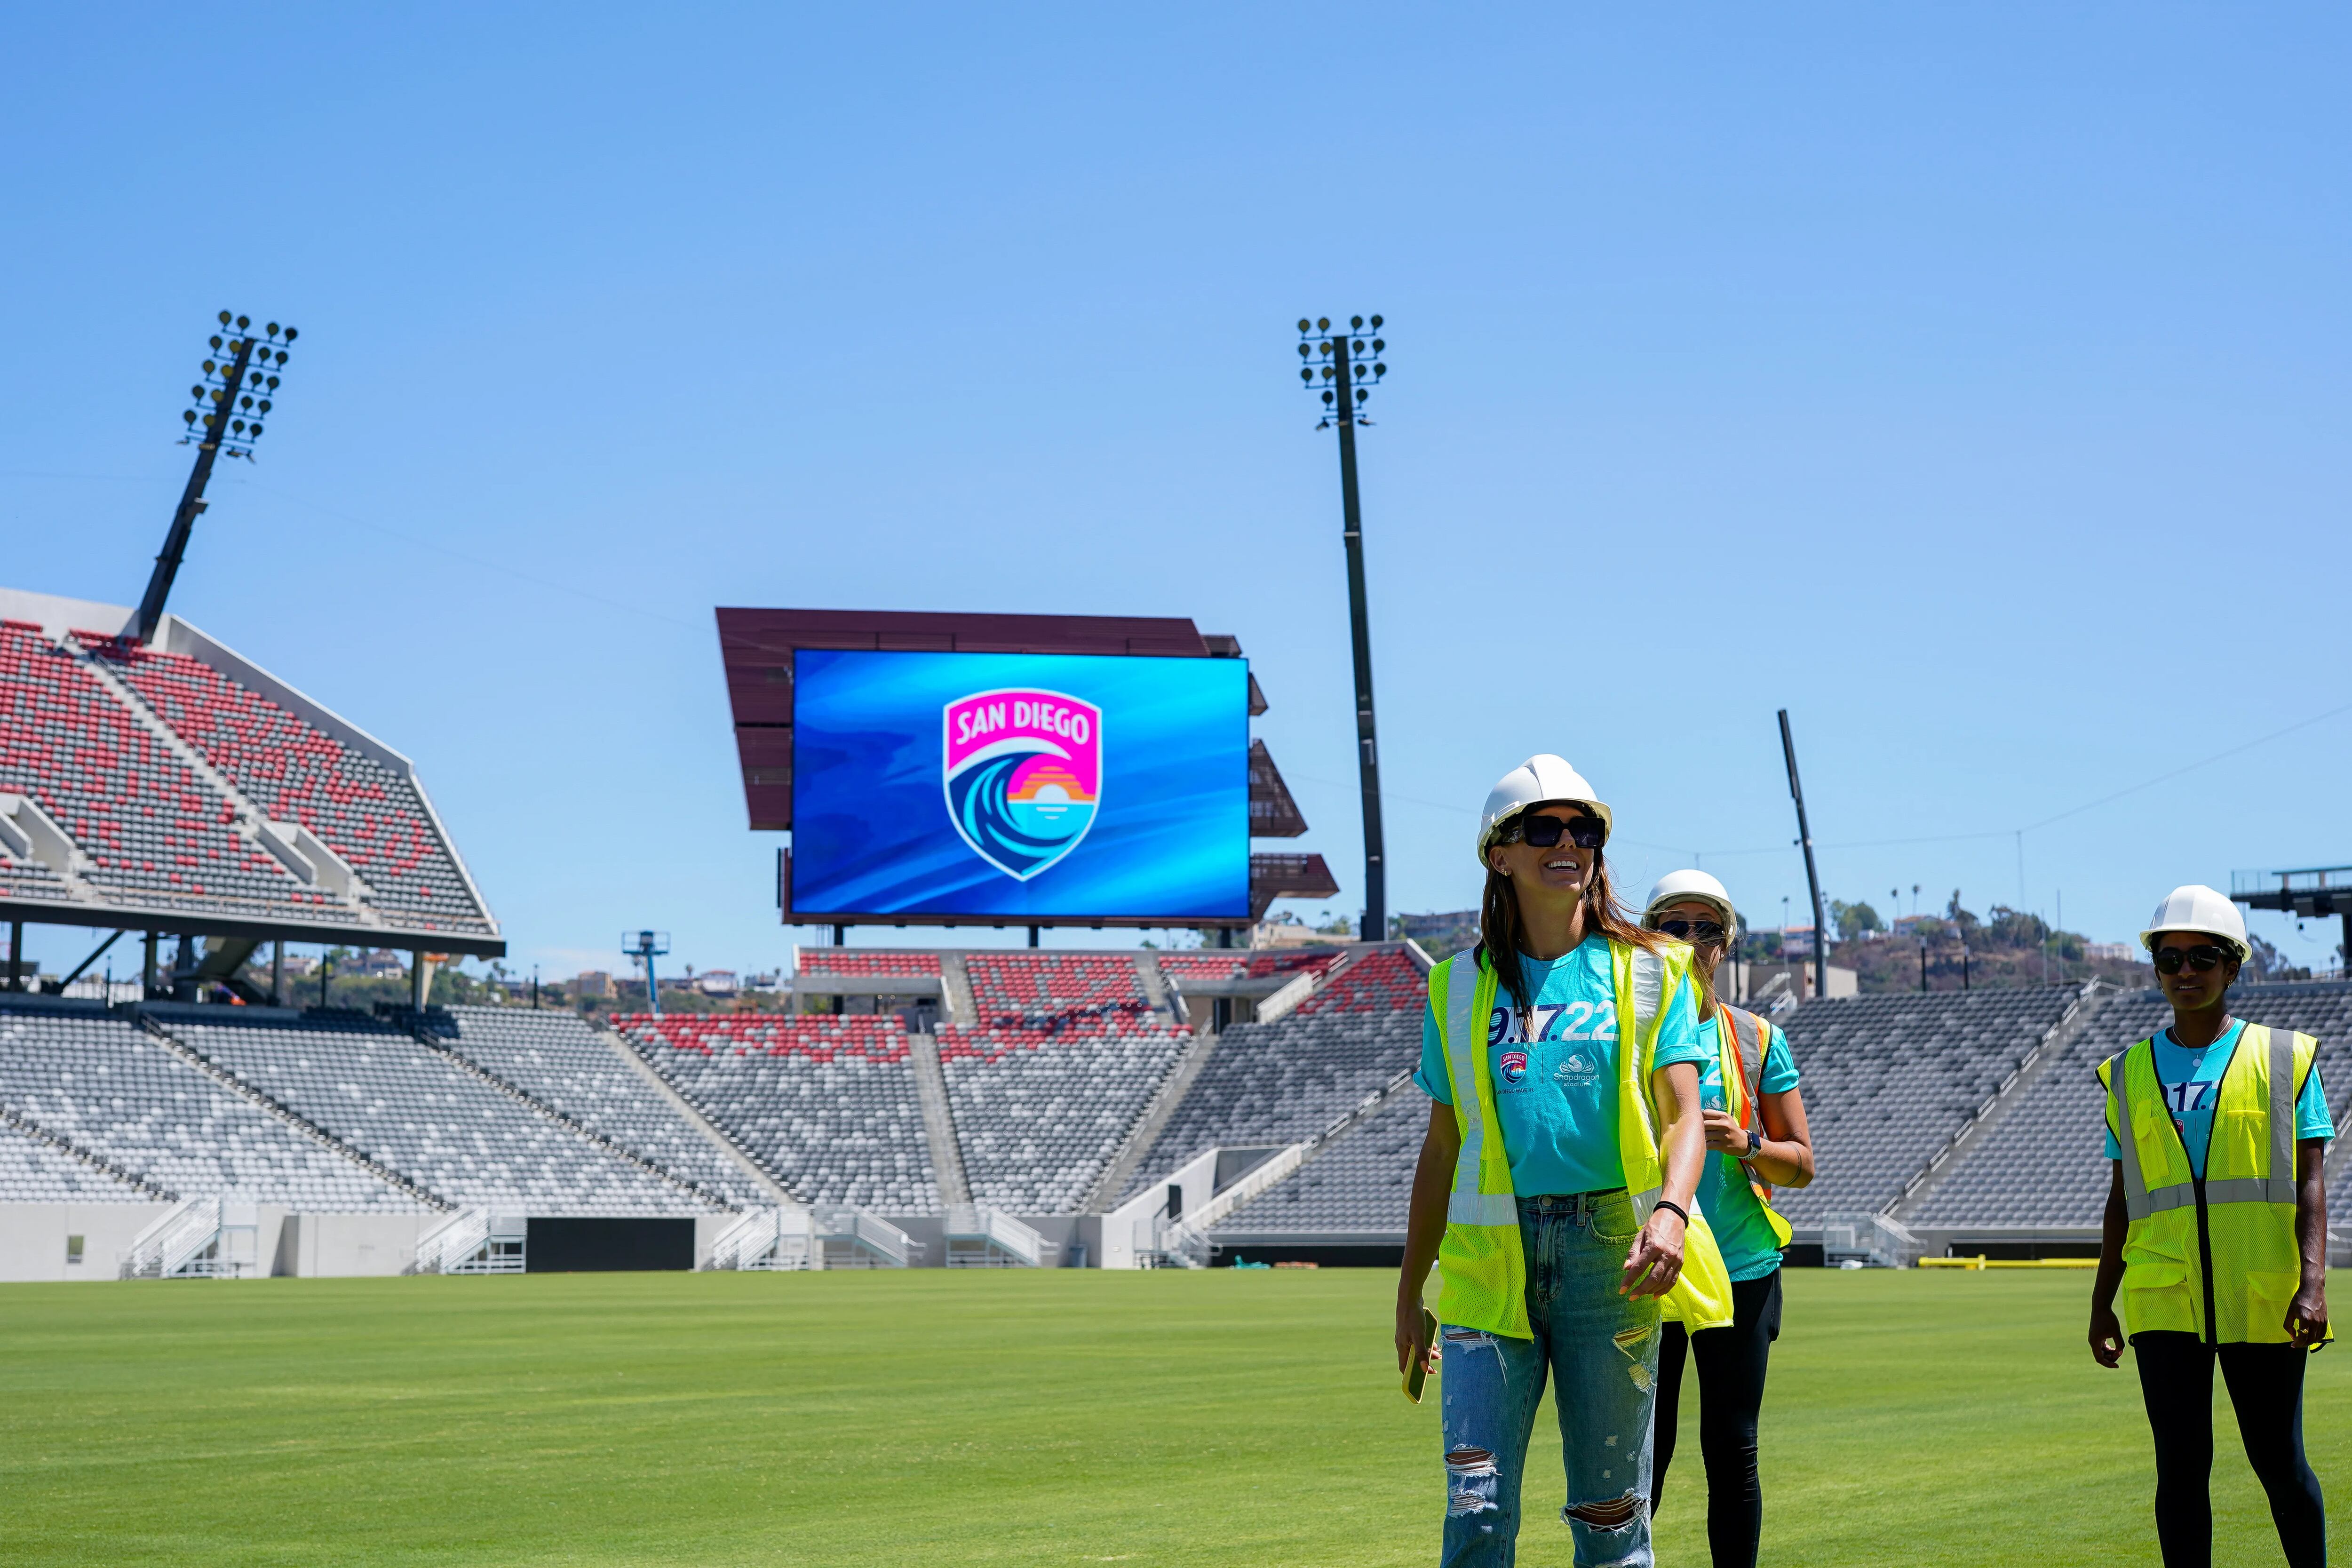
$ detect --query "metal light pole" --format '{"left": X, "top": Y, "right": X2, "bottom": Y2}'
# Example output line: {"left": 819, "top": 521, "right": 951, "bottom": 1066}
{"left": 1777, "top": 709, "right": 1830, "bottom": 1001}
{"left": 135, "top": 312, "right": 297, "bottom": 642}
{"left": 1296, "top": 314, "right": 1389, "bottom": 939}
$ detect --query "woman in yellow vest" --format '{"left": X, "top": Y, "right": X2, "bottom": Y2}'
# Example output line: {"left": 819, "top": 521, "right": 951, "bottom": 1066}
{"left": 2088, "top": 884, "right": 2329, "bottom": 1568}
{"left": 1394, "top": 755, "right": 1726, "bottom": 1568}
{"left": 1640, "top": 870, "right": 1814, "bottom": 1568}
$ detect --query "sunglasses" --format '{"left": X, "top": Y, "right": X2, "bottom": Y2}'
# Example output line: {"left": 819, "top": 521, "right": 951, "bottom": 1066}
{"left": 1655, "top": 918, "right": 1729, "bottom": 946}
{"left": 1502, "top": 812, "right": 1607, "bottom": 850}
{"left": 2153, "top": 944, "right": 2232, "bottom": 976}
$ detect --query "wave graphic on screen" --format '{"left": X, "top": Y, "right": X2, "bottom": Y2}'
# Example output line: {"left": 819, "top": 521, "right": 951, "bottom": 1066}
{"left": 941, "top": 689, "right": 1102, "bottom": 881}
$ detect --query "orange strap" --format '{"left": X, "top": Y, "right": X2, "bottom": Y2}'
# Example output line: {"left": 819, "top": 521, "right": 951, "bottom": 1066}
{"left": 1717, "top": 1002, "right": 1778, "bottom": 1203}
{"left": 1717, "top": 1002, "right": 1762, "bottom": 1130}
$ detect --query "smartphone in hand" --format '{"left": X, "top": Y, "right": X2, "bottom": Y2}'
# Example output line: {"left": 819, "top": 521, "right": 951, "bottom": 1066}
{"left": 1403, "top": 1306, "right": 1438, "bottom": 1404}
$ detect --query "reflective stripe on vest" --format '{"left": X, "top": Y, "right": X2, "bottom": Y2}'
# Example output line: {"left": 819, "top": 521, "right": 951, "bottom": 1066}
{"left": 2114, "top": 1024, "right": 2296, "bottom": 1222}
{"left": 1622, "top": 946, "right": 1667, "bottom": 1218}
{"left": 1719, "top": 1004, "right": 1764, "bottom": 1126}
{"left": 1710, "top": 1002, "right": 1795, "bottom": 1249}
{"left": 1441, "top": 960, "right": 1516, "bottom": 1228}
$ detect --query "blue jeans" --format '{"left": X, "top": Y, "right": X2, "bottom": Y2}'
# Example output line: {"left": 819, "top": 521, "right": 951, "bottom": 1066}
{"left": 1438, "top": 1191, "right": 1662, "bottom": 1568}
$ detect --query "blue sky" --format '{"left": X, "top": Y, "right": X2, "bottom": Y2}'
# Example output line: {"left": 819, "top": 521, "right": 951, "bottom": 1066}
{"left": 5, "top": 5, "right": 2349, "bottom": 979}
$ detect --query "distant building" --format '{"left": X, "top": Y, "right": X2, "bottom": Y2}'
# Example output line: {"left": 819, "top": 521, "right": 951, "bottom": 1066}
{"left": 573, "top": 970, "right": 613, "bottom": 999}
{"left": 697, "top": 970, "right": 739, "bottom": 996}
{"left": 2086, "top": 942, "right": 2139, "bottom": 963}
{"left": 1255, "top": 921, "right": 1352, "bottom": 950}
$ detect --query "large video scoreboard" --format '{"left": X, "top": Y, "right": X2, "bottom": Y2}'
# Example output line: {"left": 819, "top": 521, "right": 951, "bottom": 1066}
{"left": 719, "top": 609, "right": 1320, "bottom": 931}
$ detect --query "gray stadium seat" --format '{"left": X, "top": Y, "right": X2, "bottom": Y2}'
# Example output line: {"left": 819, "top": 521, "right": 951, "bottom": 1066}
{"left": 1913, "top": 981, "right": 2352, "bottom": 1228}
{"left": 176, "top": 1010, "right": 707, "bottom": 1214}
{"left": 0, "top": 1001, "right": 423, "bottom": 1209}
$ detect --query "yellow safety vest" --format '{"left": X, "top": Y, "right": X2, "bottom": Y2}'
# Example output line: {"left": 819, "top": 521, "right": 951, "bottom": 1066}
{"left": 1428, "top": 940, "right": 1735, "bottom": 1338}
{"left": 2098, "top": 1023, "right": 2328, "bottom": 1346}
{"left": 1708, "top": 1003, "right": 1795, "bottom": 1255}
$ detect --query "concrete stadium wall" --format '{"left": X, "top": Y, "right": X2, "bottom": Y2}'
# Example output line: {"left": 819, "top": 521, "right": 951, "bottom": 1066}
{"left": 882, "top": 1213, "right": 1097, "bottom": 1268}
{"left": 694, "top": 1212, "right": 731, "bottom": 1268}
{"left": 1, "top": 1207, "right": 748, "bottom": 1281}
{"left": 272, "top": 1213, "right": 437, "bottom": 1277}
{"left": 0, "top": 1201, "right": 172, "bottom": 1281}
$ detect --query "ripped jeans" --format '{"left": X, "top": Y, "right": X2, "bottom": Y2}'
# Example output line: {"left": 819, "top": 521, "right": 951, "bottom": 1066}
{"left": 1439, "top": 1191, "right": 1661, "bottom": 1568}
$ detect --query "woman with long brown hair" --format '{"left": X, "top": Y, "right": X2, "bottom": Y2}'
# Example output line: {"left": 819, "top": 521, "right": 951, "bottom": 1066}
{"left": 1395, "top": 755, "right": 1731, "bottom": 1568}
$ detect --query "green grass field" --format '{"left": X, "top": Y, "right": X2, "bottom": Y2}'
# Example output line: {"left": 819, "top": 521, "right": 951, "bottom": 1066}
{"left": 0, "top": 1267, "right": 2341, "bottom": 1565}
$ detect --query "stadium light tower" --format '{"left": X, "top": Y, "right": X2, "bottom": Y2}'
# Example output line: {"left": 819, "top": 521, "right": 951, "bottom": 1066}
{"left": 1777, "top": 710, "right": 1830, "bottom": 1000}
{"left": 624, "top": 930, "right": 671, "bottom": 1017}
{"left": 133, "top": 312, "right": 298, "bottom": 643}
{"left": 1295, "top": 314, "right": 1389, "bottom": 940}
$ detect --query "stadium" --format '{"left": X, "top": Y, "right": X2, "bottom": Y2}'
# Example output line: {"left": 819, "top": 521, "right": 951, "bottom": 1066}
{"left": 22, "top": 590, "right": 2347, "bottom": 1284}
{"left": 2, "top": 573, "right": 2348, "bottom": 1562}
{"left": 11, "top": 15, "right": 2352, "bottom": 1564}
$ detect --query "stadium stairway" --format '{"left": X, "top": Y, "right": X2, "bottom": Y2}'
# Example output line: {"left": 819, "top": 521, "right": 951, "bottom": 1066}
{"left": 615, "top": 1013, "right": 942, "bottom": 1216}
{"left": 1115, "top": 946, "right": 1428, "bottom": 1209}
{"left": 1187, "top": 1067, "right": 1424, "bottom": 1262}
{"left": 0, "top": 1102, "right": 173, "bottom": 1202}
{"left": 938, "top": 955, "right": 979, "bottom": 1027}
{"left": 127, "top": 1007, "right": 448, "bottom": 1210}
{"left": 1134, "top": 953, "right": 1178, "bottom": 1026}
{"left": 167, "top": 1009, "right": 711, "bottom": 1215}
{"left": 583, "top": 1015, "right": 798, "bottom": 1204}
{"left": 589, "top": 1018, "right": 796, "bottom": 1206}
{"left": 397, "top": 1010, "right": 743, "bottom": 1212}
{"left": 1908, "top": 979, "right": 2352, "bottom": 1242}
{"left": 1080, "top": 1024, "right": 1224, "bottom": 1214}
{"left": 905, "top": 1033, "right": 975, "bottom": 1209}
{"left": 1888, "top": 981, "right": 2114, "bottom": 1224}
{"left": 1769, "top": 984, "right": 2089, "bottom": 1226}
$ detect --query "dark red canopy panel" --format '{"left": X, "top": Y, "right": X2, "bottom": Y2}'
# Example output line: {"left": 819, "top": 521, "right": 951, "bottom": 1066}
{"left": 717, "top": 608, "right": 1220, "bottom": 831}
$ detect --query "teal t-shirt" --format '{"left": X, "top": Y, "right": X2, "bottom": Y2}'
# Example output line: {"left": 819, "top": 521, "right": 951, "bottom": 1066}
{"left": 2101, "top": 1020, "right": 2333, "bottom": 1178}
{"left": 1693, "top": 1012, "right": 1800, "bottom": 1281}
{"left": 1415, "top": 937, "right": 1708, "bottom": 1195}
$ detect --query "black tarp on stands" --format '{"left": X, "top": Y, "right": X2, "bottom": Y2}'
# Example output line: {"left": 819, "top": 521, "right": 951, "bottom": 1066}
{"left": 525, "top": 1217, "right": 695, "bottom": 1272}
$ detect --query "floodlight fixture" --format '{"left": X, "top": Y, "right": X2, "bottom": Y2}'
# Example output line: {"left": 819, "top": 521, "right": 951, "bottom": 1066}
{"left": 134, "top": 310, "right": 303, "bottom": 641}
{"left": 1287, "top": 312, "right": 1394, "bottom": 939}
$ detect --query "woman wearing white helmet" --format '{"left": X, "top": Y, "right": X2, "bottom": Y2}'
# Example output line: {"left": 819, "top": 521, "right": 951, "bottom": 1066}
{"left": 2088, "top": 884, "right": 2330, "bottom": 1568}
{"left": 1395, "top": 756, "right": 1730, "bottom": 1568}
{"left": 1640, "top": 869, "right": 1815, "bottom": 1568}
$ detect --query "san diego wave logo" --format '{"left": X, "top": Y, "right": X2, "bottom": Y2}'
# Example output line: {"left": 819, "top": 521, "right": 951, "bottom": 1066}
{"left": 942, "top": 688, "right": 1102, "bottom": 881}
{"left": 1499, "top": 1050, "right": 1529, "bottom": 1088}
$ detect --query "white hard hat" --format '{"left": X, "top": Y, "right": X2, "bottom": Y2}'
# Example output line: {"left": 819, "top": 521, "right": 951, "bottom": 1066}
{"left": 2139, "top": 884, "right": 2251, "bottom": 963}
{"left": 1476, "top": 755, "right": 1612, "bottom": 868}
{"left": 1644, "top": 869, "right": 1738, "bottom": 941}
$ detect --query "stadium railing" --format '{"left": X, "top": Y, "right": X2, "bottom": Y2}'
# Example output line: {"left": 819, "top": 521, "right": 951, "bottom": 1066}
{"left": 410, "top": 1208, "right": 528, "bottom": 1275}
{"left": 943, "top": 1203, "right": 1046, "bottom": 1267}
{"left": 810, "top": 1206, "right": 919, "bottom": 1268}
{"left": 706, "top": 1206, "right": 819, "bottom": 1271}
{"left": 119, "top": 1194, "right": 262, "bottom": 1280}
{"left": 1800, "top": 1211, "right": 1924, "bottom": 1270}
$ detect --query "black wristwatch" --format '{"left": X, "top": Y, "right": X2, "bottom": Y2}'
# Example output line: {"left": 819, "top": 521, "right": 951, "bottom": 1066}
{"left": 1745, "top": 1129, "right": 1764, "bottom": 1157}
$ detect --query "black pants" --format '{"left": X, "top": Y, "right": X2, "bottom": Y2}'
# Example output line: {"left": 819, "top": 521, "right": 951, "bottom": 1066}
{"left": 1651, "top": 1268, "right": 1782, "bottom": 1568}
{"left": 2132, "top": 1331, "right": 2325, "bottom": 1568}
